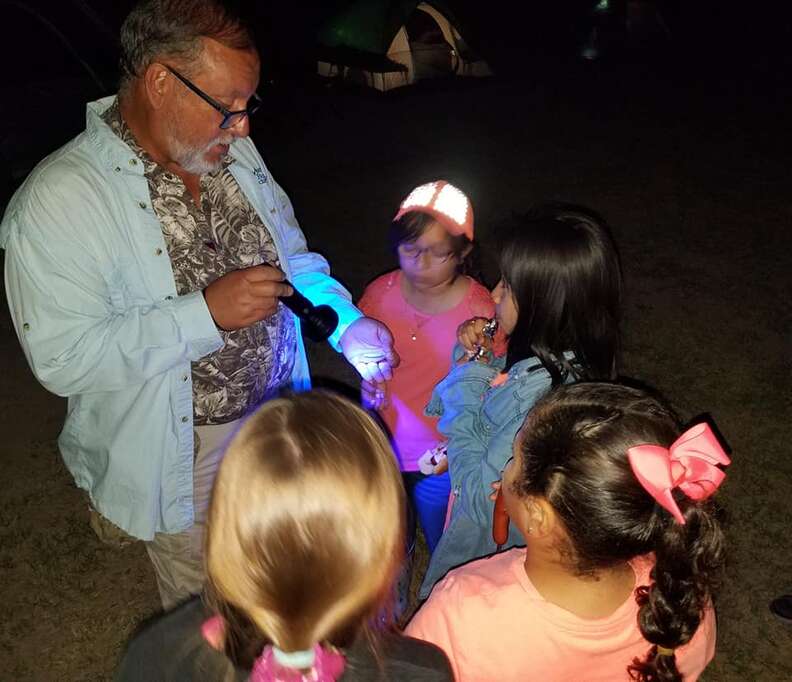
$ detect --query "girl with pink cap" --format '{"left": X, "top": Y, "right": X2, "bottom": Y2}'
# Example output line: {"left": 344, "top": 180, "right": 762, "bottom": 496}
{"left": 357, "top": 180, "right": 495, "bottom": 600}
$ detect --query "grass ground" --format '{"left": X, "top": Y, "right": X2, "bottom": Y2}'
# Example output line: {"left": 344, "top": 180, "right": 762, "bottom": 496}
{"left": 1, "top": 57, "right": 790, "bottom": 679}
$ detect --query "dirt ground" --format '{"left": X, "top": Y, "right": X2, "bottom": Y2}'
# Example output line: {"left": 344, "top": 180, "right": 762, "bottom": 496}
{"left": 1, "top": 57, "right": 790, "bottom": 680}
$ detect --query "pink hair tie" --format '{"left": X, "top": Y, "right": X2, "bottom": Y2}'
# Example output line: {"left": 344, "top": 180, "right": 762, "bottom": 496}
{"left": 627, "top": 423, "right": 731, "bottom": 524}
{"left": 201, "top": 615, "right": 225, "bottom": 650}
{"left": 201, "top": 616, "right": 346, "bottom": 681}
{"left": 394, "top": 180, "right": 474, "bottom": 240}
{"left": 251, "top": 644, "right": 346, "bottom": 682}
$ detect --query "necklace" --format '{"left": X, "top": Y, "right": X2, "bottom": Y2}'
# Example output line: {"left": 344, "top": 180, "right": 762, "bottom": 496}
{"left": 409, "top": 312, "right": 432, "bottom": 341}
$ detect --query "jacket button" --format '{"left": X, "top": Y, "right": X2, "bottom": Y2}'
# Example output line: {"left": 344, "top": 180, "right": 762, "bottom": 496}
{"left": 114, "top": 166, "right": 121, "bottom": 173}
{"left": 182, "top": 375, "right": 189, "bottom": 382}
{"left": 23, "top": 323, "right": 30, "bottom": 332}
{"left": 155, "top": 248, "right": 162, "bottom": 256}
{"left": 181, "top": 416, "right": 189, "bottom": 423}
{"left": 139, "top": 201, "right": 147, "bottom": 210}
{"left": 165, "top": 295, "right": 173, "bottom": 301}
{"left": 129, "top": 158, "right": 138, "bottom": 166}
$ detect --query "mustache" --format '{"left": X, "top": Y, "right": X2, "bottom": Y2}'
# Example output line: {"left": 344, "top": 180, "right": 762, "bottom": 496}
{"left": 208, "top": 137, "right": 234, "bottom": 148}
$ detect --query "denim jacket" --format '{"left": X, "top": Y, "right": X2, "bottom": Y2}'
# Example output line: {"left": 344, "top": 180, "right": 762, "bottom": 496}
{"left": 1, "top": 97, "right": 362, "bottom": 540}
{"left": 419, "top": 351, "right": 572, "bottom": 598}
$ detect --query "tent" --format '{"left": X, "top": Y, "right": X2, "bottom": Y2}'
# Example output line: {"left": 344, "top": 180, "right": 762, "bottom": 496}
{"left": 316, "top": 0, "right": 491, "bottom": 91}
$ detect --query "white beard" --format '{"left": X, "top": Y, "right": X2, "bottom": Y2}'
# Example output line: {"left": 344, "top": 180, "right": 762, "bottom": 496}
{"left": 167, "top": 123, "right": 233, "bottom": 176}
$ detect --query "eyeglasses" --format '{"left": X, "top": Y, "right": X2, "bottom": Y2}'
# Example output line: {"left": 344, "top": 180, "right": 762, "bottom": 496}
{"left": 164, "top": 65, "right": 262, "bottom": 129}
{"left": 397, "top": 242, "right": 456, "bottom": 264}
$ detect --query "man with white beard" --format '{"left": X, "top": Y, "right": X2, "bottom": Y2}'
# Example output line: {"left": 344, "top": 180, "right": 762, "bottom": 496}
{"left": 0, "top": 0, "right": 398, "bottom": 609}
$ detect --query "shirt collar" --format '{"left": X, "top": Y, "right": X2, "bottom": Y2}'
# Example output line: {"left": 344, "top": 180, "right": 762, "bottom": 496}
{"left": 102, "top": 99, "right": 234, "bottom": 179}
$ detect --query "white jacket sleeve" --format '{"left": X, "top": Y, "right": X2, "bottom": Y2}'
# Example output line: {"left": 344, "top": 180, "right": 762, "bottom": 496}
{"left": 3, "top": 214, "right": 222, "bottom": 397}
{"left": 271, "top": 176, "right": 362, "bottom": 349}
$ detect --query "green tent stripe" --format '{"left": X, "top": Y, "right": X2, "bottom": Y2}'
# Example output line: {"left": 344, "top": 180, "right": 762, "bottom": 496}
{"left": 317, "top": 0, "right": 460, "bottom": 55}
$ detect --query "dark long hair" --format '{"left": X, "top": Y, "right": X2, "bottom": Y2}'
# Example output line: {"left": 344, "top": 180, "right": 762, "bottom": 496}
{"left": 499, "top": 203, "right": 622, "bottom": 381}
{"left": 514, "top": 382, "right": 725, "bottom": 682}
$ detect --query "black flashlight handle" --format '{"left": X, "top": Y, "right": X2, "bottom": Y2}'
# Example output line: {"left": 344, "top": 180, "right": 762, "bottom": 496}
{"left": 280, "top": 281, "right": 339, "bottom": 342}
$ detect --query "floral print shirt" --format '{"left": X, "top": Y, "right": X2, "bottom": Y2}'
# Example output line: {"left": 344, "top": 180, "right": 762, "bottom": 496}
{"left": 104, "top": 102, "right": 296, "bottom": 424}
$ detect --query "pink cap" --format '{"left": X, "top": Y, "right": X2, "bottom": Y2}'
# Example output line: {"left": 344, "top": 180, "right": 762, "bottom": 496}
{"left": 393, "top": 180, "right": 474, "bottom": 240}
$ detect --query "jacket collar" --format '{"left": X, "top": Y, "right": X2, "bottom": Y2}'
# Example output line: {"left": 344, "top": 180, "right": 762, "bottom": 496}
{"left": 86, "top": 96, "right": 146, "bottom": 177}
{"left": 85, "top": 95, "right": 246, "bottom": 178}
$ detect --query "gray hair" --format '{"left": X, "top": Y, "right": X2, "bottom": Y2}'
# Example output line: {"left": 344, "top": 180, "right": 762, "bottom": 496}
{"left": 118, "top": 0, "right": 255, "bottom": 96}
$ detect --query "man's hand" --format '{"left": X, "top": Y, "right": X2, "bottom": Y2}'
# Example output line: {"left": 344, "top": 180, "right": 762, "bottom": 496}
{"left": 361, "top": 379, "right": 388, "bottom": 410}
{"left": 203, "top": 265, "right": 292, "bottom": 331}
{"left": 340, "top": 317, "right": 400, "bottom": 383}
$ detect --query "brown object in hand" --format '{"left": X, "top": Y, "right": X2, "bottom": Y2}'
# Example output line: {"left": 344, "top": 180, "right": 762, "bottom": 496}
{"left": 469, "top": 318, "right": 499, "bottom": 363}
{"left": 431, "top": 455, "right": 449, "bottom": 475}
{"left": 492, "top": 487, "right": 510, "bottom": 547}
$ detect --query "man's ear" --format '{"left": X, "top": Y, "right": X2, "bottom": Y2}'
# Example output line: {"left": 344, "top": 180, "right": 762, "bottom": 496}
{"left": 143, "top": 62, "right": 171, "bottom": 110}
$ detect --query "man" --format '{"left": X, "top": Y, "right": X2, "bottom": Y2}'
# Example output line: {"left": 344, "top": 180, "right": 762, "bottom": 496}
{"left": 1, "top": 0, "right": 397, "bottom": 609}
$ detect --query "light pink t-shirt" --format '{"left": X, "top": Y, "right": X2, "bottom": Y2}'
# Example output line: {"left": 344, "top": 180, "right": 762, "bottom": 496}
{"left": 358, "top": 270, "right": 494, "bottom": 471}
{"left": 406, "top": 548, "right": 716, "bottom": 682}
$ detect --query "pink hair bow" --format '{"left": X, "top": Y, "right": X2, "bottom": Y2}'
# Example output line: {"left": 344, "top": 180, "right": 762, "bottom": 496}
{"left": 627, "top": 423, "right": 731, "bottom": 524}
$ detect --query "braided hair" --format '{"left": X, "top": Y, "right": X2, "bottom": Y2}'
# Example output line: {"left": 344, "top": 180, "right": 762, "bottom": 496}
{"left": 514, "top": 382, "right": 725, "bottom": 681}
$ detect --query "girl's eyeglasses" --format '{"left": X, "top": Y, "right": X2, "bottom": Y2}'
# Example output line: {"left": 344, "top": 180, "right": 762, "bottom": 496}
{"left": 398, "top": 242, "right": 456, "bottom": 264}
{"left": 164, "top": 65, "right": 262, "bottom": 130}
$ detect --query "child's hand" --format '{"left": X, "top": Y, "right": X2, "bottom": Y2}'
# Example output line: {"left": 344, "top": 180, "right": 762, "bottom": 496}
{"left": 489, "top": 480, "right": 502, "bottom": 502}
{"left": 433, "top": 455, "right": 449, "bottom": 475}
{"left": 457, "top": 317, "right": 493, "bottom": 359}
{"left": 361, "top": 379, "right": 388, "bottom": 409}
{"left": 418, "top": 443, "right": 449, "bottom": 475}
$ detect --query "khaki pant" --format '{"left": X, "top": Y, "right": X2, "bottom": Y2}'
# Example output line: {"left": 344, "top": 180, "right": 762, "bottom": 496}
{"left": 144, "top": 419, "right": 241, "bottom": 610}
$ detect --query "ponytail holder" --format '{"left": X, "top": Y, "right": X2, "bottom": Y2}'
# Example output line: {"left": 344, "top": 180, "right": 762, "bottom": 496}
{"left": 656, "top": 646, "right": 675, "bottom": 657}
{"left": 627, "top": 423, "right": 730, "bottom": 525}
{"left": 251, "top": 643, "right": 346, "bottom": 682}
{"left": 272, "top": 647, "right": 316, "bottom": 669}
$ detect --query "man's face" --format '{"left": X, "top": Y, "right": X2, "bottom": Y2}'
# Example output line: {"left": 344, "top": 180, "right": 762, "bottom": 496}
{"left": 163, "top": 38, "right": 260, "bottom": 176}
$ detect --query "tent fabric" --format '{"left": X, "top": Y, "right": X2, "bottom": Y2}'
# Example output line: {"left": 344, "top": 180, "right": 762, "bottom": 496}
{"left": 317, "top": 0, "right": 416, "bottom": 55}
{"left": 317, "top": 0, "right": 460, "bottom": 56}
{"left": 316, "top": 0, "right": 490, "bottom": 91}
{"left": 316, "top": 44, "right": 408, "bottom": 73}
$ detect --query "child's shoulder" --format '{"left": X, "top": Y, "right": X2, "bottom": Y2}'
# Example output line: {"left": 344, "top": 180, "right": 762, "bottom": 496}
{"left": 436, "top": 548, "right": 524, "bottom": 603}
{"left": 464, "top": 277, "right": 495, "bottom": 317}
{"left": 358, "top": 270, "right": 401, "bottom": 310}
{"left": 362, "top": 269, "right": 400, "bottom": 291}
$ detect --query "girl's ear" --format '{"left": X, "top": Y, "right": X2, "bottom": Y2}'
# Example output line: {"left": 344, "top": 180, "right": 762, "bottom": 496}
{"left": 460, "top": 243, "right": 473, "bottom": 260}
{"left": 526, "top": 497, "right": 556, "bottom": 538}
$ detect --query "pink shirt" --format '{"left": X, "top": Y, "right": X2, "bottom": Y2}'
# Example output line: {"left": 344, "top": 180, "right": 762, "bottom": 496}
{"left": 406, "top": 548, "right": 716, "bottom": 682}
{"left": 358, "top": 271, "right": 494, "bottom": 471}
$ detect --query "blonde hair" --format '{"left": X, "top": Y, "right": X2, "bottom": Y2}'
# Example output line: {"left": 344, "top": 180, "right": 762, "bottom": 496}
{"left": 205, "top": 391, "right": 405, "bottom": 666}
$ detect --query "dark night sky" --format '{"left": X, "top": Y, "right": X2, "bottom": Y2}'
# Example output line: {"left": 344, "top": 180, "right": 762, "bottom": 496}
{"left": 26, "top": 0, "right": 792, "bottom": 83}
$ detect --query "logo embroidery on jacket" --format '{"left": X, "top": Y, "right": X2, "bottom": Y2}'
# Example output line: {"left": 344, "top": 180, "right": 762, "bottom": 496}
{"left": 252, "top": 167, "right": 268, "bottom": 185}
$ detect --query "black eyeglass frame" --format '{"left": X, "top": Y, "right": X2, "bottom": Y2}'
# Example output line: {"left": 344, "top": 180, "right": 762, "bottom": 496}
{"left": 164, "top": 65, "right": 262, "bottom": 130}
